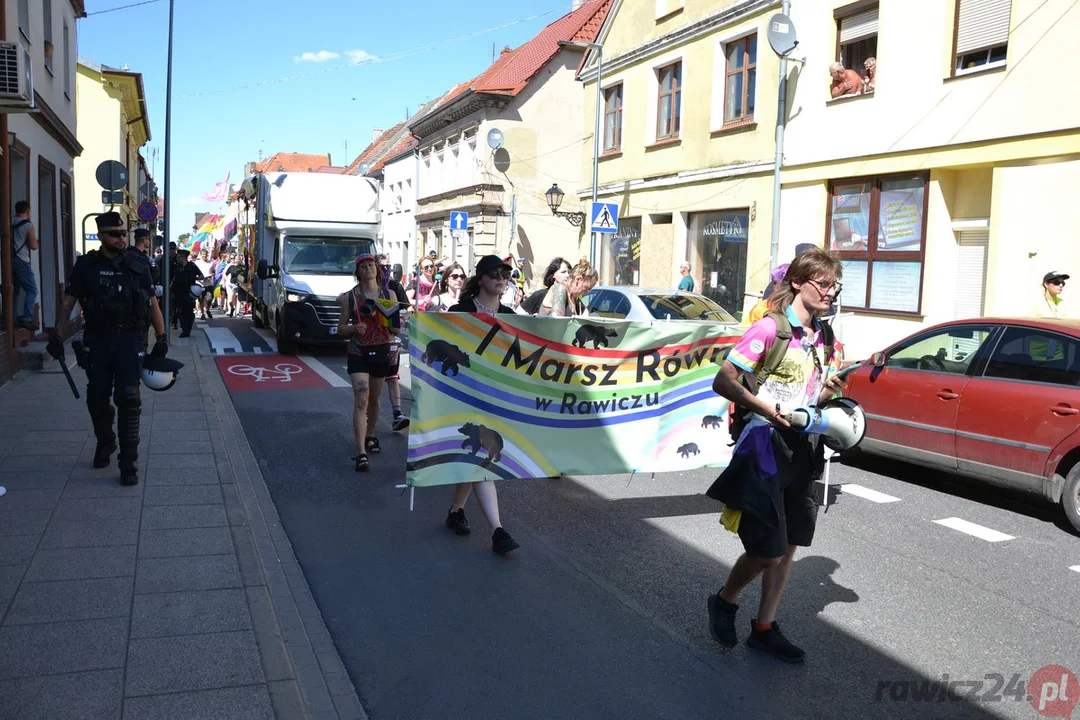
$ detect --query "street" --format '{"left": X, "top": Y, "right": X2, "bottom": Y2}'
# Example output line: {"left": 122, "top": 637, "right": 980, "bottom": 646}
{"left": 200, "top": 315, "right": 1080, "bottom": 720}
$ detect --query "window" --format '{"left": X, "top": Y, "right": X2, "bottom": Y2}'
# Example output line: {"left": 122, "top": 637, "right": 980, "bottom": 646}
{"left": 834, "top": 3, "right": 878, "bottom": 96}
{"left": 44, "top": 0, "right": 53, "bottom": 73}
{"left": 886, "top": 325, "right": 994, "bottom": 374}
{"left": 63, "top": 22, "right": 71, "bottom": 97}
{"left": 954, "top": 0, "right": 1011, "bottom": 75}
{"left": 584, "top": 290, "right": 632, "bottom": 319}
{"left": 984, "top": 327, "right": 1080, "bottom": 387}
{"left": 827, "top": 174, "right": 929, "bottom": 314}
{"left": 606, "top": 217, "right": 640, "bottom": 286}
{"left": 603, "top": 84, "right": 623, "bottom": 152}
{"left": 724, "top": 34, "right": 757, "bottom": 124}
{"left": 17, "top": 0, "right": 29, "bottom": 39}
{"left": 656, "top": 62, "right": 682, "bottom": 140}
{"left": 640, "top": 294, "right": 738, "bottom": 322}
{"left": 689, "top": 210, "right": 749, "bottom": 318}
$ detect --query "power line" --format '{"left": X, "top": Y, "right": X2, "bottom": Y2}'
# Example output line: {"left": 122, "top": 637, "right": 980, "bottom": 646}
{"left": 86, "top": 0, "right": 165, "bottom": 16}
{"left": 171, "top": 10, "right": 557, "bottom": 99}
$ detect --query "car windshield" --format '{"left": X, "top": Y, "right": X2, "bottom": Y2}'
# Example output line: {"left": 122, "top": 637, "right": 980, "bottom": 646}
{"left": 282, "top": 237, "right": 374, "bottom": 275}
{"left": 639, "top": 294, "right": 738, "bottom": 323}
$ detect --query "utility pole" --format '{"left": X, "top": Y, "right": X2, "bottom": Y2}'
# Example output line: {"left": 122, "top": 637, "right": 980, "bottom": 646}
{"left": 769, "top": 0, "right": 792, "bottom": 272}
{"left": 162, "top": 0, "right": 176, "bottom": 341}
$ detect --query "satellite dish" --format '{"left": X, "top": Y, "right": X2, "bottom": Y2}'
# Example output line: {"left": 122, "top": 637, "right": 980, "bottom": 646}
{"left": 486, "top": 128, "right": 504, "bottom": 150}
{"left": 767, "top": 13, "right": 799, "bottom": 57}
{"left": 358, "top": 162, "right": 372, "bottom": 176}
{"left": 95, "top": 160, "right": 128, "bottom": 191}
{"left": 493, "top": 148, "right": 511, "bottom": 174}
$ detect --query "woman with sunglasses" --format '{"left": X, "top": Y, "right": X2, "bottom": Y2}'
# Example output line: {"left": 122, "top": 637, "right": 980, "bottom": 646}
{"left": 407, "top": 257, "right": 439, "bottom": 311}
{"left": 1033, "top": 271, "right": 1070, "bottom": 319}
{"left": 444, "top": 255, "right": 520, "bottom": 554}
{"left": 432, "top": 262, "right": 466, "bottom": 311}
{"left": 337, "top": 254, "right": 401, "bottom": 472}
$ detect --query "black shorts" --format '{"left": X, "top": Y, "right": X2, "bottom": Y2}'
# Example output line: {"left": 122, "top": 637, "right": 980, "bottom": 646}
{"left": 347, "top": 344, "right": 399, "bottom": 378}
{"left": 736, "top": 438, "right": 822, "bottom": 560}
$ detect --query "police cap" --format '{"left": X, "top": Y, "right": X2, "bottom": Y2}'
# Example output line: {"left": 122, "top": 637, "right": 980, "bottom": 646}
{"left": 96, "top": 212, "right": 125, "bottom": 230}
{"left": 133, "top": 228, "right": 150, "bottom": 240}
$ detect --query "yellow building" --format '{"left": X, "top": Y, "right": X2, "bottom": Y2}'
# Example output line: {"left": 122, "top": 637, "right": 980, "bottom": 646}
{"left": 778, "top": 0, "right": 1080, "bottom": 357}
{"left": 579, "top": 0, "right": 784, "bottom": 316}
{"left": 73, "top": 58, "right": 151, "bottom": 253}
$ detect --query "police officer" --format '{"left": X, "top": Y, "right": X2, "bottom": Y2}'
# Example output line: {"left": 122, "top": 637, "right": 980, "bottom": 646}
{"left": 49, "top": 212, "right": 167, "bottom": 486}
{"left": 171, "top": 247, "right": 204, "bottom": 338}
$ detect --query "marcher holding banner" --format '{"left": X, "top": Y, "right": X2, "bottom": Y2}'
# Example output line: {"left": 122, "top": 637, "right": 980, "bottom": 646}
{"left": 705, "top": 247, "right": 845, "bottom": 664}
{"left": 444, "top": 255, "right": 521, "bottom": 554}
{"left": 541, "top": 260, "right": 597, "bottom": 318}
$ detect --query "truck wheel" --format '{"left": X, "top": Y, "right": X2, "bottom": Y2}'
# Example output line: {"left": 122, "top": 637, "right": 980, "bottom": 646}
{"left": 277, "top": 321, "right": 298, "bottom": 356}
{"left": 1063, "top": 464, "right": 1080, "bottom": 535}
{"left": 252, "top": 304, "right": 265, "bottom": 329}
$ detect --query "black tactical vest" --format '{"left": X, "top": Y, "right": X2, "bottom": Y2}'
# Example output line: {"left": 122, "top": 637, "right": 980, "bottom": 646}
{"left": 81, "top": 251, "right": 151, "bottom": 334}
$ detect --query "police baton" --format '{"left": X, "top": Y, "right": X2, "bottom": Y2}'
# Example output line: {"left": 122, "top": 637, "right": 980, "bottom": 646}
{"left": 47, "top": 338, "right": 80, "bottom": 399}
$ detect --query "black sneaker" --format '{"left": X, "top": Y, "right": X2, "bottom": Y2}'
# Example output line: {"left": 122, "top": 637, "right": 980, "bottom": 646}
{"left": 120, "top": 470, "right": 139, "bottom": 487}
{"left": 93, "top": 443, "right": 117, "bottom": 469}
{"left": 392, "top": 412, "right": 410, "bottom": 432}
{"left": 492, "top": 527, "right": 519, "bottom": 554}
{"left": 708, "top": 591, "right": 739, "bottom": 648}
{"left": 445, "top": 508, "right": 470, "bottom": 535}
{"left": 746, "top": 620, "right": 805, "bottom": 664}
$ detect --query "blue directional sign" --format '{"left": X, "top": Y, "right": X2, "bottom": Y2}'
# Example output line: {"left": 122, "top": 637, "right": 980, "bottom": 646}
{"left": 590, "top": 202, "right": 619, "bottom": 234}
{"left": 450, "top": 211, "right": 469, "bottom": 232}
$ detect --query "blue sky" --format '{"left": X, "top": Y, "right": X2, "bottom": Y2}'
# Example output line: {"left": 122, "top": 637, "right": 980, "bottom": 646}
{"left": 79, "top": 0, "right": 570, "bottom": 237}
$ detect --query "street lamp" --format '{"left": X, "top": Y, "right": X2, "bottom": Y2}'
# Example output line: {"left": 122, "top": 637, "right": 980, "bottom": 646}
{"left": 546, "top": 184, "right": 585, "bottom": 227}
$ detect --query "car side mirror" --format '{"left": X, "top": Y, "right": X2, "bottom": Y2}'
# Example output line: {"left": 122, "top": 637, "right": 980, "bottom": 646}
{"left": 870, "top": 351, "right": 886, "bottom": 368}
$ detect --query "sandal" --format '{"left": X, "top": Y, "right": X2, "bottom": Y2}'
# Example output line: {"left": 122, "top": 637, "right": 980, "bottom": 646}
{"left": 355, "top": 454, "right": 370, "bottom": 472}
{"left": 365, "top": 436, "right": 381, "bottom": 454}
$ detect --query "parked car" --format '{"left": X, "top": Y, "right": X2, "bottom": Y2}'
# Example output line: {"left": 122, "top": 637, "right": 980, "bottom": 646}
{"left": 843, "top": 317, "right": 1080, "bottom": 533}
{"left": 581, "top": 287, "right": 740, "bottom": 324}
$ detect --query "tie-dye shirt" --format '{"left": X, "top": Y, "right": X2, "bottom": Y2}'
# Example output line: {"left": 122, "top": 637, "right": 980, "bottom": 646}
{"left": 727, "top": 306, "right": 839, "bottom": 410}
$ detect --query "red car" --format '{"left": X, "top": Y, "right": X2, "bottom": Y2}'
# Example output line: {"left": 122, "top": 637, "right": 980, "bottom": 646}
{"left": 843, "top": 317, "right": 1080, "bottom": 533}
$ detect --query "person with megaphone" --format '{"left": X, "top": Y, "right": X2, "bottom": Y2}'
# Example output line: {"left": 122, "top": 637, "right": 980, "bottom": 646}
{"left": 705, "top": 246, "right": 848, "bottom": 664}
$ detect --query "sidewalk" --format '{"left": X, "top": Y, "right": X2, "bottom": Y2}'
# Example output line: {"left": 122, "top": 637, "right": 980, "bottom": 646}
{"left": 0, "top": 334, "right": 366, "bottom": 720}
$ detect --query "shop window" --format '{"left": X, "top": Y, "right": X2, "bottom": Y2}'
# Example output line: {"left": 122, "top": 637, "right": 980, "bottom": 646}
{"left": 954, "top": 0, "right": 1011, "bottom": 76}
{"left": 723, "top": 34, "right": 757, "bottom": 124}
{"left": 656, "top": 62, "right": 682, "bottom": 140}
{"left": 827, "top": 173, "right": 929, "bottom": 315}
{"left": 606, "top": 217, "right": 640, "bottom": 286}
{"left": 603, "top": 84, "right": 623, "bottom": 153}
{"left": 689, "top": 210, "right": 748, "bottom": 319}
{"left": 833, "top": 2, "right": 878, "bottom": 97}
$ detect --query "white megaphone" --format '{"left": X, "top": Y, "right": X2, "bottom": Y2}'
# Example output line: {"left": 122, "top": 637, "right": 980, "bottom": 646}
{"left": 783, "top": 397, "right": 867, "bottom": 452}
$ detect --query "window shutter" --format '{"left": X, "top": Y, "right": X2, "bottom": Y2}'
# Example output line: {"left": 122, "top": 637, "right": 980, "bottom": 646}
{"left": 954, "top": 230, "right": 989, "bottom": 320}
{"left": 839, "top": 7, "right": 879, "bottom": 43}
{"left": 956, "top": 0, "right": 1012, "bottom": 54}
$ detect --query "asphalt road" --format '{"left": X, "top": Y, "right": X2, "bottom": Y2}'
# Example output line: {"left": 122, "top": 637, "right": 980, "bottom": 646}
{"left": 201, "top": 315, "right": 1080, "bottom": 720}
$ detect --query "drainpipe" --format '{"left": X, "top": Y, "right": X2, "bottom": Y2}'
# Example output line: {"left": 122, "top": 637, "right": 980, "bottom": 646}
{"left": 769, "top": 0, "right": 791, "bottom": 272}
{"left": 0, "top": 0, "right": 13, "bottom": 371}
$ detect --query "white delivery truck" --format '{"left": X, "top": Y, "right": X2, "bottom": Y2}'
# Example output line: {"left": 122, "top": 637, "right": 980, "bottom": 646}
{"left": 248, "top": 172, "right": 379, "bottom": 354}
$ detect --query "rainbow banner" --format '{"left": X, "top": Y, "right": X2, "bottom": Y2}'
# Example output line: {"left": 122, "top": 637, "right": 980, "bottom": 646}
{"left": 406, "top": 313, "right": 743, "bottom": 488}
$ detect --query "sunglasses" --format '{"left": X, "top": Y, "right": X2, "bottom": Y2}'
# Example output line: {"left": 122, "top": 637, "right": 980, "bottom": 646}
{"left": 101, "top": 230, "right": 126, "bottom": 239}
{"left": 448, "top": 273, "right": 465, "bottom": 280}
{"left": 421, "top": 264, "right": 434, "bottom": 270}
{"left": 1050, "top": 280, "right": 1066, "bottom": 287}
{"left": 485, "top": 269, "right": 511, "bottom": 281}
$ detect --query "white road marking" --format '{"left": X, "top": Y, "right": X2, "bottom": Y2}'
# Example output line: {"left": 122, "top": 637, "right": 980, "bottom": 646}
{"left": 204, "top": 326, "right": 242, "bottom": 354}
{"left": 840, "top": 484, "right": 902, "bottom": 503}
{"left": 253, "top": 327, "right": 277, "bottom": 353}
{"left": 252, "top": 347, "right": 263, "bottom": 354}
{"left": 1069, "top": 566, "right": 1080, "bottom": 574}
{"left": 299, "top": 355, "right": 350, "bottom": 388}
{"left": 932, "top": 517, "right": 1015, "bottom": 542}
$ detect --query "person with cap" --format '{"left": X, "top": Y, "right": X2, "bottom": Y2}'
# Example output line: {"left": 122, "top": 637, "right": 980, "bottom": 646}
{"left": 133, "top": 228, "right": 161, "bottom": 287}
{"left": 48, "top": 211, "right": 167, "bottom": 486}
{"left": 1032, "top": 271, "right": 1070, "bottom": 319}
{"left": 443, "top": 255, "right": 521, "bottom": 554}
{"left": 170, "top": 248, "right": 204, "bottom": 337}
{"left": 164, "top": 241, "right": 179, "bottom": 328}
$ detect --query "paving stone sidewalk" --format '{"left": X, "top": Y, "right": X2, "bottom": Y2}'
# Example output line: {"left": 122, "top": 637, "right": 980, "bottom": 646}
{"left": 0, "top": 335, "right": 366, "bottom": 720}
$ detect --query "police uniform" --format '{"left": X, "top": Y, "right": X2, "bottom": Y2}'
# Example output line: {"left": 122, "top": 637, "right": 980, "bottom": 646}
{"left": 65, "top": 213, "right": 157, "bottom": 485}
{"left": 171, "top": 249, "right": 204, "bottom": 336}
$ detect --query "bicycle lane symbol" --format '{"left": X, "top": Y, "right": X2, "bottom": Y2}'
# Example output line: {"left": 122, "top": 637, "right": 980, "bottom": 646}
{"left": 228, "top": 363, "right": 303, "bottom": 383}
{"left": 215, "top": 355, "right": 332, "bottom": 392}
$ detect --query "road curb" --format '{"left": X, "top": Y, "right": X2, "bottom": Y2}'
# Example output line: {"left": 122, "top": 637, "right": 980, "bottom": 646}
{"left": 191, "top": 342, "right": 369, "bottom": 720}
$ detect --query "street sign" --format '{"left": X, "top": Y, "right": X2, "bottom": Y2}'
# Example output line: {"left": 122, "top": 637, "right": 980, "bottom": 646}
{"left": 450, "top": 211, "right": 469, "bottom": 232}
{"left": 95, "top": 160, "right": 128, "bottom": 191}
{"left": 590, "top": 202, "right": 619, "bottom": 234}
{"left": 137, "top": 201, "right": 158, "bottom": 223}
{"left": 101, "top": 190, "right": 124, "bottom": 205}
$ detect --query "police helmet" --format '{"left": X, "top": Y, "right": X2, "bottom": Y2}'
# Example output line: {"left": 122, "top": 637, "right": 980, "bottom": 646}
{"left": 190, "top": 284, "right": 204, "bottom": 300}
{"left": 142, "top": 356, "right": 185, "bottom": 392}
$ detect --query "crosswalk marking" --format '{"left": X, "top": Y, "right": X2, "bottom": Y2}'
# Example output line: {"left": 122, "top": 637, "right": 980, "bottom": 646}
{"left": 299, "top": 355, "right": 350, "bottom": 388}
{"left": 932, "top": 517, "right": 1014, "bottom": 543}
{"left": 204, "top": 326, "right": 243, "bottom": 354}
{"left": 1070, "top": 566, "right": 1080, "bottom": 574}
{"left": 840, "top": 484, "right": 902, "bottom": 503}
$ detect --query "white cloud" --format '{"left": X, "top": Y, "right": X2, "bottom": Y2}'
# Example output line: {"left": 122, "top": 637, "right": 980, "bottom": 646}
{"left": 175, "top": 195, "right": 204, "bottom": 206}
{"left": 345, "top": 49, "right": 378, "bottom": 64}
{"left": 294, "top": 50, "right": 341, "bottom": 63}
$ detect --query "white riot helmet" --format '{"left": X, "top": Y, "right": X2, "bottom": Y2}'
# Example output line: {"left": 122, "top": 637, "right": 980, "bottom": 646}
{"left": 784, "top": 397, "right": 867, "bottom": 452}
{"left": 142, "top": 356, "right": 185, "bottom": 392}
{"left": 189, "top": 284, "right": 204, "bottom": 300}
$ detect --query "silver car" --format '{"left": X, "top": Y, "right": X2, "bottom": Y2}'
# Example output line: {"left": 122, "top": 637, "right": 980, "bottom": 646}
{"left": 581, "top": 286, "right": 740, "bottom": 324}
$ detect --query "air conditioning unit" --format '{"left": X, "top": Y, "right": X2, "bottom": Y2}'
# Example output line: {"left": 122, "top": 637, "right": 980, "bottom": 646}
{"left": 0, "top": 42, "right": 34, "bottom": 111}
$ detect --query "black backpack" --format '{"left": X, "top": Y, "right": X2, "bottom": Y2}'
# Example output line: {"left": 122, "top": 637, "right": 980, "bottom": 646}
{"left": 727, "top": 311, "right": 835, "bottom": 443}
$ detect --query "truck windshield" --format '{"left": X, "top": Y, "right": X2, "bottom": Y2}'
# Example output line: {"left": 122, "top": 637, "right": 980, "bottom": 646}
{"left": 282, "top": 237, "right": 374, "bottom": 275}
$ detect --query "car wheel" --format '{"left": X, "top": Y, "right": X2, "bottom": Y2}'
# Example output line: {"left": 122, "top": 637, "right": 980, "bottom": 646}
{"left": 277, "top": 320, "right": 298, "bottom": 356}
{"left": 1063, "top": 464, "right": 1080, "bottom": 535}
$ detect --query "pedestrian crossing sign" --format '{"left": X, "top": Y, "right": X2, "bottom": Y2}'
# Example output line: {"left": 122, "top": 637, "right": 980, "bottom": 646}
{"left": 590, "top": 202, "right": 619, "bottom": 234}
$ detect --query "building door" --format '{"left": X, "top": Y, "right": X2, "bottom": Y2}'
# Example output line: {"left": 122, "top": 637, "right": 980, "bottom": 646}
{"left": 689, "top": 210, "right": 749, "bottom": 320}
{"left": 60, "top": 173, "right": 74, "bottom": 275}
{"left": 38, "top": 159, "right": 58, "bottom": 331}
{"left": 8, "top": 144, "right": 29, "bottom": 324}
{"left": 954, "top": 229, "right": 988, "bottom": 320}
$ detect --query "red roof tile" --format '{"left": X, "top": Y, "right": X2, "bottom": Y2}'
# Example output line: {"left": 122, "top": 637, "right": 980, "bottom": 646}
{"left": 253, "top": 152, "right": 332, "bottom": 173}
{"left": 370, "top": 136, "right": 418, "bottom": 173}
{"left": 344, "top": 121, "right": 409, "bottom": 175}
{"left": 315, "top": 166, "right": 347, "bottom": 174}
